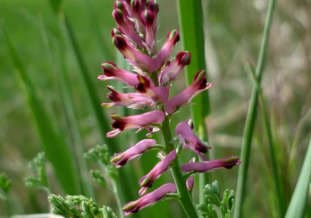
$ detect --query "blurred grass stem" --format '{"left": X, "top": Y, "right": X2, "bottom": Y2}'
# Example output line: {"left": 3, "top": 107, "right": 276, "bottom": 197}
{"left": 233, "top": 0, "right": 276, "bottom": 217}
{"left": 285, "top": 138, "right": 311, "bottom": 218}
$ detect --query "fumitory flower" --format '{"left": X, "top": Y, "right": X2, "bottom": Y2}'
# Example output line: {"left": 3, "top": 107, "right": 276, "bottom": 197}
{"left": 98, "top": 0, "right": 240, "bottom": 216}
{"left": 106, "top": 110, "right": 165, "bottom": 138}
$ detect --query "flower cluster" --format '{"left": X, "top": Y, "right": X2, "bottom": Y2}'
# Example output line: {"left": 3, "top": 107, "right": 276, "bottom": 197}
{"left": 99, "top": 0, "right": 240, "bottom": 216}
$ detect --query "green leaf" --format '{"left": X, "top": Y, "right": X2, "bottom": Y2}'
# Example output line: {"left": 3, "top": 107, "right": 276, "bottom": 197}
{"left": 177, "top": 0, "right": 211, "bottom": 205}
{"left": 2, "top": 26, "right": 81, "bottom": 194}
{"left": 285, "top": 138, "right": 311, "bottom": 218}
{"left": 49, "top": 0, "right": 63, "bottom": 14}
{"left": 0, "top": 173, "right": 11, "bottom": 200}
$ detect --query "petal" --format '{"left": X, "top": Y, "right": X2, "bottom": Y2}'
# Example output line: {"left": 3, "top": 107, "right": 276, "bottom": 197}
{"left": 181, "top": 157, "right": 240, "bottom": 173}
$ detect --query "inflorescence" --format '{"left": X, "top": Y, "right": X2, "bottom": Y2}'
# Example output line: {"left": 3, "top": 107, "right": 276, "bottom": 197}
{"left": 98, "top": 0, "right": 240, "bottom": 216}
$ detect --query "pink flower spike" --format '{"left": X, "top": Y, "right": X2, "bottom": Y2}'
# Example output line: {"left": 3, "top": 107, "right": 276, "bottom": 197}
{"left": 123, "top": 183, "right": 176, "bottom": 216}
{"left": 111, "top": 139, "right": 156, "bottom": 167}
{"left": 165, "top": 70, "right": 212, "bottom": 114}
{"left": 99, "top": 62, "right": 139, "bottom": 87}
{"left": 158, "top": 51, "right": 191, "bottom": 85}
{"left": 175, "top": 120, "right": 210, "bottom": 158}
{"left": 106, "top": 110, "right": 165, "bottom": 137}
{"left": 113, "top": 34, "right": 156, "bottom": 72}
{"left": 181, "top": 157, "right": 241, "bottom": 173}
{"left": 139, "top": 150, "right": 176, "bottom": 194}
{"left": 102, "top": 86, "right": 156, "bottom": 109}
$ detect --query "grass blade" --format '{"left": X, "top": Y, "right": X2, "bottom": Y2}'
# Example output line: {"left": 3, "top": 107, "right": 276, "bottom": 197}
{"left": 37, "top": 16, "right": 94, "bottom": 197}
{"left": 247, "top": 64, "right": 286, "bottom": 217}
{"left": 233, "top": 0, "right": 276, "bottom": 217}
{"left": 177, "top": 0, "right": 211, "bottom": 204}
{"left": 285, "top": 138, "right": 311, "bottom": 218}
{"left": 2, "top": 26, "right": 81, "bottom": 194}
{"left": 177, "top": 0, "right": 211, "bottom": 136}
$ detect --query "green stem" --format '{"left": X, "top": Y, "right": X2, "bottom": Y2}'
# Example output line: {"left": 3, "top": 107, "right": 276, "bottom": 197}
{"left": 233, "top": 0, "right": 276, "bottom": 217}
{"left": 161, "top": 117, "right": 198, "bottom": 218}
{"left": 259, "top": 90, "right": 285, "bottom": 217}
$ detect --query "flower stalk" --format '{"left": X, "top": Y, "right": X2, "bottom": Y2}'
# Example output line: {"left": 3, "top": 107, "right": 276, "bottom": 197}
{"left": 161, "top": 117, "right": 199, "bottom": 218}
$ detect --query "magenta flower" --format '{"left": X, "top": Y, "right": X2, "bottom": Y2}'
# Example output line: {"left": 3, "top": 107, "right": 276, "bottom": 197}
{"left": 182, "top": 157, "right": 241, "bottom": 173}
{"left": 139, "top": 150, "right": 176, "bottom": 195}
{"left": 175, "top": 120, "right": 210, "bottom": 158}
{"left": 98, "top": 62, "right": 139, "bottom": 87}
{"left": 165, "top": 71, "right": 212, "bottom": 114}
{"left": 102, "top": 86, "right": 156, "bottom": 109}
{"left": 111, "top": 139, "right": 156, "bottom": 168}
{"left": 106, "top": 110, "right": 165, "bottom": 138}
{"left": 158, "top": 51, "right": 191, "bottom": 86}
{"left": 123, "top": 183, "right": 177, "bottom": 216}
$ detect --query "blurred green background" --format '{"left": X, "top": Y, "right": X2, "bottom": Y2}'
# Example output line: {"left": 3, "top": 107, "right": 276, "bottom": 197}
{"left": 0, "top": 0, "right": 310, "bottom": 217}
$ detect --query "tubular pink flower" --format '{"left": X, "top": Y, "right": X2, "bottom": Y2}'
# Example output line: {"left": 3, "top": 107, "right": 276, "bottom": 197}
{"left": 102, "top": 86, "right": 156, "bottom": 109}
{"left": 165, "top": 70, "right": 212, "bottom": 114}
{"left": 113, "top": 34, "right": 156, "bottom": 71}
{"left": 175, "top": 120, "right": 210, "bottom": 158}
{"left": 111, "top": 139, "right": 156, "bottom": 167}
{"left": 181, "top": 157, "right": 241, "bottom": 173}
{"left": 153, "top": 30, "right": 180, "bottom": 71}
{"left": 123, "top": 183, "right": 176, "bottom": 216}
{"left": 98, "top": 62, "right": 139, "bottom": 87}
{"left": 139, "top": 150, "right": 176, "bottom": 195}
{"left": 106, "top": 110, "right": 165, "bottom": 137}
{"left": 141, "top": 8, "right": 158, "bottom": 52}
{"left": 158, "top": 51, "right": 191, "bottom": 86}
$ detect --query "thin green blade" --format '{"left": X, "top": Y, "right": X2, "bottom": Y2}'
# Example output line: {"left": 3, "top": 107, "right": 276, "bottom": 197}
{"left": 285, "top": 138, "right": 311, "bottom": 218}
{"left": 3, "top": 27, "right": 80, "bottom": 194}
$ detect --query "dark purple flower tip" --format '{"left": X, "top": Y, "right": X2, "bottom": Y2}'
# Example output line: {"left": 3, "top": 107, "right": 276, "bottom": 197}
{"left": 114, "top": 0, "right": 128, "bottom": 13}
{"left": 131, "top": 0, "right": 146, "bottom": 13}
{"left": 113, "top": 35, "right": 128, "bottom": 51}
{"left": 147, "top": 0, "right": 159, "bottom": 14}
{"left": 107, "top": 86, "right": 122, "bottom": 102}
{"left": 142, "top": 9, "right": 156, "bottom": 26}
{"left": 112, "top": 9, "right": 125, "bottom": 25}
{"left": 123, "top": 183, "right": 177, "bottom": 216}
{"left": 176, "top": 51, "right": 191, "bottom": 66}
{"left": 167, "top": 30, "right": 180, "bottom": 45}
{"left": 101, "top": 62, "right": 118, "bottom": 76}
{"left": 135, "top": 74, "right": 152, "bottom": 93}
{"left": 111, "top": 28, "right": 122, "bottom": 37}
{"left": 193, "top": 70, "right": 209, "bottom": 90}
{"left": 181, "top": 157, "right": 241, "bottom": 173}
